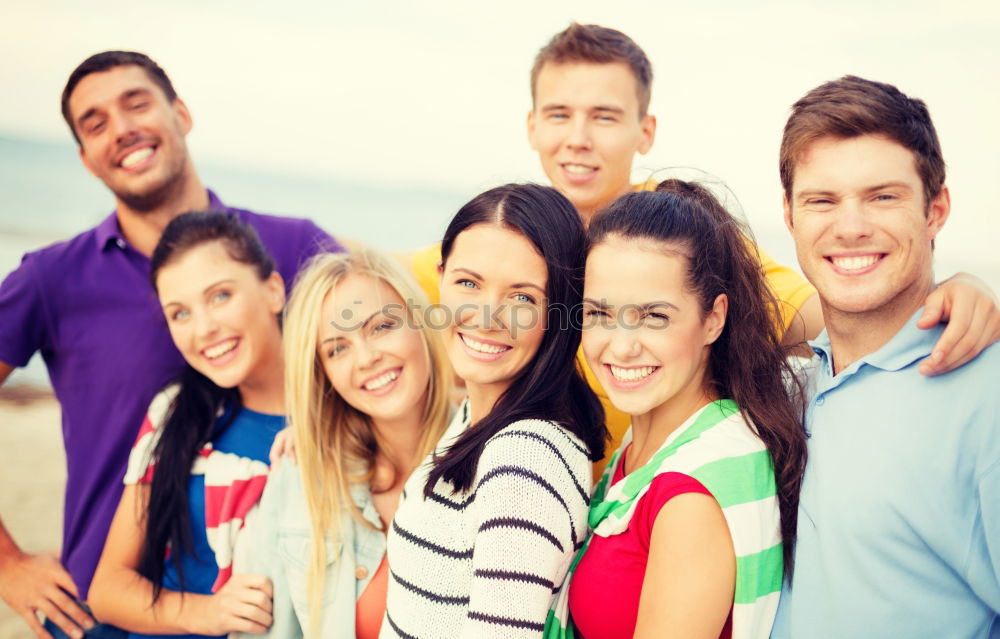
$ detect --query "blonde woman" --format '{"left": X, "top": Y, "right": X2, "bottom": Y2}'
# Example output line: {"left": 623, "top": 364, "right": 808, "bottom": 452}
{"left": 246, "top": 249, "right": 452, "bottom": 639}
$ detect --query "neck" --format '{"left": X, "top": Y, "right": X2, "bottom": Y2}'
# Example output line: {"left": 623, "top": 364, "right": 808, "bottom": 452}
{"left": 115, "top": 161, "right": 209, "bottom": 257}
{"left": 237, "top": 332, "right": 285, "bottom": 415}
{"left": 372, "top": 409, "right": 426, "bottom": 482}
{"left": 628, "top": 377, "right": 715, "bottom": 473}
{"left": 824, "top": 274, "right": 935, "bottom": 375}
{"left": 466, "top": 381, "right": 507, "bottom": 424}
{"left": 575, "top": 183, "right": 632, "bottom": 228}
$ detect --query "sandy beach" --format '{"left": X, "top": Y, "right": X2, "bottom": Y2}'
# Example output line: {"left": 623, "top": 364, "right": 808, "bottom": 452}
{"left": 0, "top": 388, "right": 66, "bottom": 639}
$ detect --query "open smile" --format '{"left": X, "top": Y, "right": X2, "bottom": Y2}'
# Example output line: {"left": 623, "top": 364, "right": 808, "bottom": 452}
{"left": 825, "top": 253, "right": 886, "bottom": 275}
{"left": 201, "top": 337, "right": 240, "bottom": 366}
{"left": 459, "top": 332, "right": 512, "bottom": 362}
{"left": 605, "top": 363, "right": 660, "bottom": 389}
{"left": 362, "top": 367, "right": 402, "bottom": 395}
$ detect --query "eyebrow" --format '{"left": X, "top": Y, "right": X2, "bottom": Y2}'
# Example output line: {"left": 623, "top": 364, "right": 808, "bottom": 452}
{"left": 453, "top": 267, "right": 545, "bottom": 294}
{"left": 76, "top": 88, "right": 153, "bottom": 129}
{"left": 320, "top": 308, "right": 382, "bottom": 343}
{"left": 795, "top": 181, "right": 914, "bottom": 201}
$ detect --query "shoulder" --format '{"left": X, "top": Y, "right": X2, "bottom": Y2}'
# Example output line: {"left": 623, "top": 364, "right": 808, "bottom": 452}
{"left": 14, "top": 225, "right": 103, "bottom": 274}
{"left": 144, "top": 384, "right": 181, "bottom": 430}
{"left": 234, "top": 209, "right": 336, "bottom": 247}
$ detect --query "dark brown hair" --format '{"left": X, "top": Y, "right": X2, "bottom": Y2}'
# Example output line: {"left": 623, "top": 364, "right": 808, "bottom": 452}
{"left": 530, "top": 22, "right": 653, "bottom": 116}
{"left": 780, "top": 75, "right": 945, "bottom": 207}
{"left": 62, "top": 51, "right": 177, "bottom": 145}
{"left": 589, "top": 179, "right": 808, "bottom": 573}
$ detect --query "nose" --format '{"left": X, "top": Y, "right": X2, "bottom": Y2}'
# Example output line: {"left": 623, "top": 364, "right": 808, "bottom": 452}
{"left": 608, "top": 325, "right": 642, "bottom": 361}
{"left": 108, "top": 108, "right": 139, "bottom": 145}
{"left": 355, "top": 337, "right": 383, "bottom": 370}
{"left": 832, "top": 197, "right": 875, "bottom": 242}
{"left": 455, "top": 293, "right": 508, "bottom": 333}
{"left": 565, "top": 114, "right": 592, "bottom": 151}
{"left": 194, "top": 309, "right": 220, "bottom": 341}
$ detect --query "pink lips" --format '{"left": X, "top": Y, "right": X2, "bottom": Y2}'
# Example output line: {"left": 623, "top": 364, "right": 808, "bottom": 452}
{"left": 458, "top": 332, "right": 512, "bottom": 362}
{"left": 201, "top": 337, "right": 241, "bottom": 368}
{"left": 603, "top": 364, "right": 661, "bottom": 390}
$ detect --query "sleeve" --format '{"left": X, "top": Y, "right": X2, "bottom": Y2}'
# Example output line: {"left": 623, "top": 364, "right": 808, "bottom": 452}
{"left": 294, "top": 219, "right": 345, "bottom": 274}
{"left": 967, "top": 459, "right": 1000, "bottom": 612}
{"left": 0, "top": 254, "right": 50, "bottom": 367}
{"left": 461, "top": 422, "right": 590, "bottom": 638}
{"left": 237, "top": 462, "right": 302, "bottom": 639}
{"left": 410, "top": 243, "right": 442, "bottom": 305}
{"left": 122, "top": 387, "right": 177, "bottom": 485}
{"left": 756, "top": 245, "right": 816, "bottom": 333}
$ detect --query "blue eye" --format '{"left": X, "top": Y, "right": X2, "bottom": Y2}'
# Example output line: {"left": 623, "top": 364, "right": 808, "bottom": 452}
{"left": 457, "top": 279, "right": 478, "bottom": 289}
{"left": 513, "top": 292, "right": 536, "bottom": 304}
{"left": 212, "top": 290, "right": 231, "bottom": 304}
{"left": 169, "top": 308, "right": 190, "bottom": 322}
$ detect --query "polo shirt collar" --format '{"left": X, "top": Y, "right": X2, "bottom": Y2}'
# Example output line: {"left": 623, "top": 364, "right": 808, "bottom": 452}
{"left": 810, "top": 307, "right": 942, "bottom": 379}
{"left": 94, "top": 189, "right": 226, "bottom": 252}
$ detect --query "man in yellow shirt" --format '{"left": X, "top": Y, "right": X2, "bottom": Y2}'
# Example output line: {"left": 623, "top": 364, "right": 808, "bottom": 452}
{"left": 409, "top": 24, "right": 820, "bottom": 474}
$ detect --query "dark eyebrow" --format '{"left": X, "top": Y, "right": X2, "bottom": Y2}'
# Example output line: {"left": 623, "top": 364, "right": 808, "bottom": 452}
{"left": 202, "top": 278, "right": 236, "bottom": 294}
{"left": 452, "top": 267, "right": 483, "bottom": 279}
{"left": 637, "top": 301, "right": 679, "bottom": 312}
{"left": 864, "top": 181, "right": 913, "bottom": 194}
{"left": 592, "top": 106, "right": 625, "bottom": 115}
{"left": 511, "top": 282, "right": 546, "bottom": 295}
{"left": 540, "top": 104, "right": 569, "bottom": 113}
{"left": 582, "top": 297, "right": 610, "bottom": 310}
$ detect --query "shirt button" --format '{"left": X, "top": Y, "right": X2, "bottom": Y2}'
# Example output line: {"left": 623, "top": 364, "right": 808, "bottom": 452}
{"left": 815, "top": 396, "right": 825, "bottom": 406}
{"left": 116, "top": 239, "right": 126, "bottom": 249}
{"left": 356, "top": 565, "right": 368, "bottom": 579}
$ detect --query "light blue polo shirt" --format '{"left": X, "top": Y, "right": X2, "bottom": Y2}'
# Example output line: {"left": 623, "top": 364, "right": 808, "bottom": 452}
{"left": 772, "top": 310, "right": 1000, "bottom": 639}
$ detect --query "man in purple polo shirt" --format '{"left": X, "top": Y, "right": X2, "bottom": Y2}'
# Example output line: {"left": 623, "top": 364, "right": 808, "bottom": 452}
{"left": 0, "top": 51, "right": 342, "bottom": 639}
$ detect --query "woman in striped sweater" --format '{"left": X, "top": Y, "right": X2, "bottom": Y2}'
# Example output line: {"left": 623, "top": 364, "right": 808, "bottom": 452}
{"left": 549, "top": 180, "right": 808, "bottom": 639}
{"left": 381, "top": 184, "right": 607, "bottom": 638}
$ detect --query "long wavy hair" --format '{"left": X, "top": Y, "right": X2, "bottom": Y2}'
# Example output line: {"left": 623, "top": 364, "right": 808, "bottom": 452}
{"left": 282, "top": 248, "right": 452, "bottom": 632}
{"left": 141, "top": 211, "right": 278, "bottom": 599}
{"left": 589, "top": 179, "right": 808, "bottom": 572}
{"left": 425, "top": 183, "right": 607, "bottom": 496}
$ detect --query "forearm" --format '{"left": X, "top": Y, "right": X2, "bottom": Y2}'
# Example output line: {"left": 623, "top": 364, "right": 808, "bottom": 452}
{"left": 89, "top": 563, "right": 209, "bottom": 634}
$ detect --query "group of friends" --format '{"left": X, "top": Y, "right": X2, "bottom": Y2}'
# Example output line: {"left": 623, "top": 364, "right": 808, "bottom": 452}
{"left": 1, "top": 22, "right": 999, "bottom": 639}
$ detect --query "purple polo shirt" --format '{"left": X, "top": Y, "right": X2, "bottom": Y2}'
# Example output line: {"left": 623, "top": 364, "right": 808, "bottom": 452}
{"left": 0, "top": 190, "right": 342, "bottom": 598}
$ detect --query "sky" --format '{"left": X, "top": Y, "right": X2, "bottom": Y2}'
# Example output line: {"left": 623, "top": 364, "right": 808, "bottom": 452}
{"left": 1, "top": 0, "right": 998, "bottom": 284}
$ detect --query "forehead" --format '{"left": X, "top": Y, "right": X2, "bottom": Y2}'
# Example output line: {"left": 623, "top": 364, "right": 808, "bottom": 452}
{"left": 68, "top": 65, "right": 165, "bottom": 118}
{"left": 322, "top": 274, "right": 405, "bottom": 334}
{"left": 534, "top": 61, "right": 641, "bottom": 112}
{"left": 447, "top": 224, "right": 547, "bottom": 285}
{"left": 585, "top": 239, "right": 690, "bottom": 302}
{"left": 793, "top": 134, "right": 922, "bottom": 194}
{"left": 156, "top": 241, "right": 257, "bottom": 297}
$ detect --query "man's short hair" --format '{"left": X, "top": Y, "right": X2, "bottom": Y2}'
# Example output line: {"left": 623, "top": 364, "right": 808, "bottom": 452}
{"left": 780, "top": 75, "right": 945, "bottom": 207}
{"left": 61, "top": 51, "right": 177, "bottom": 145}
{"left": 530, "top": 22, "right": 653, "bottom": 117}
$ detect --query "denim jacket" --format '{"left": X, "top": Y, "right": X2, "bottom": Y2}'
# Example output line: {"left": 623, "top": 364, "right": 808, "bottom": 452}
{"left": 238, "top": 460, "right": 386, "bottom": 639}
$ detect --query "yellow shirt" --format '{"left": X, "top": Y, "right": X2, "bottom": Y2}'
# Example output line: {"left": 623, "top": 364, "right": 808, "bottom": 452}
{"left": 410, "top": 189, "right": 816, "bottom": 479}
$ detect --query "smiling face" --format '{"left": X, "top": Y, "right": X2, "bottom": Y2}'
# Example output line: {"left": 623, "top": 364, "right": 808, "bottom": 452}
{"left": 157, "top": 241, "right": 284, "bottom": 391}
{"left": 528, "top": 62, "right": 655, "bottom": 223}
{"left": 317, "top": 273, "right": 431, "bottom": 426}
{"left": 440, "top": 224, "right": 548, "bottom": 400}
{"left": 68, "top": 64, "right": 193, "bottom": 210}
{"left": 784, "top": 134, "right": 950, "bottom": 322}
{"left": 582, "top": 237, "right": 725, "bottom": 421}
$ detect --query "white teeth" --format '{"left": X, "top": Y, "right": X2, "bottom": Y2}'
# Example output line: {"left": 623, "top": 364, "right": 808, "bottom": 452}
{"left": 462, "top": 334, "right": 509, "bottom": 354}
{"left": 832, "top": 255, "right": 879, "bottom": 271}
{"left": 564, "top": 164, "right": 595, "bottom": 175}
{"left": 364, "top": 369, "right": 399, "bottom": 391}
{"left": 121, "top": 147, "right": 153, "bottom": 168}
{"left": 610, "top": 365, "right": 656, "bottom": 382}
{"left": 204, "top": 338, "right": 238, "bottom": 359}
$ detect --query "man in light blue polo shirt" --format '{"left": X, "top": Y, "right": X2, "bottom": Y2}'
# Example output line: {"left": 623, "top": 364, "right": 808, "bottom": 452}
{"left": 771, "top": 75, "right": 1000, "bottom": 638}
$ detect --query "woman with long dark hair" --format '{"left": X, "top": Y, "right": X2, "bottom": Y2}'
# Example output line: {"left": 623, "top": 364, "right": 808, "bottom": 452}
{"left": 548, "top": 179, "right": 808, "bottom": 639}
{"left": 89, "top": 212, "right": 285, "bottom": 637}
{"left": 381, "top": 184, "right": 607, "bottom": 638}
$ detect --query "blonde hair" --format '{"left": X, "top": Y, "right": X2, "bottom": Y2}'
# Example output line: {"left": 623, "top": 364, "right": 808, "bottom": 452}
{"left": 281, "top": 248, "right": 452, "bottom": 634}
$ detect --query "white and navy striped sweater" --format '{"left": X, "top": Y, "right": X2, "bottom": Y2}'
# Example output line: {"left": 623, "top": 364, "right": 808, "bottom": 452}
{"left": 381, "top": 402, "right": 593, "bottom": 638}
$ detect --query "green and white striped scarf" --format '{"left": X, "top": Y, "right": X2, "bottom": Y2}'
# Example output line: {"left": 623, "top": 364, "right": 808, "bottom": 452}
{"left": 545, "top": 399, "right": 783, "bottom": 639}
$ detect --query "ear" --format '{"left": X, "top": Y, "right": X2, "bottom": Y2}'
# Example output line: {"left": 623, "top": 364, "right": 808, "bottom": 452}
{"left": 527, "top": 109, "right": 539, "bottom": 151}
{"left": 783, "top": 194, "right": 794, "bottom": 232}
{"left": 172, "top": 97, "right": 193, "bottom": 136}
{"left": 436, "top": 260, "right": 444, "bottom": 276}
{"left": 703, "top": 293, "right": 728, "bottom": 345}
{"left": 926, "top": 185, "right": 950, "bottom": 241}
{"left": 264, "top": 271, "right": 286, "bottom": 314}
{"left": 637, "top": 114, "right": 656, "bottom": 155}
{"left": 78, "top": 145, "right": 99, "bottom": 179}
